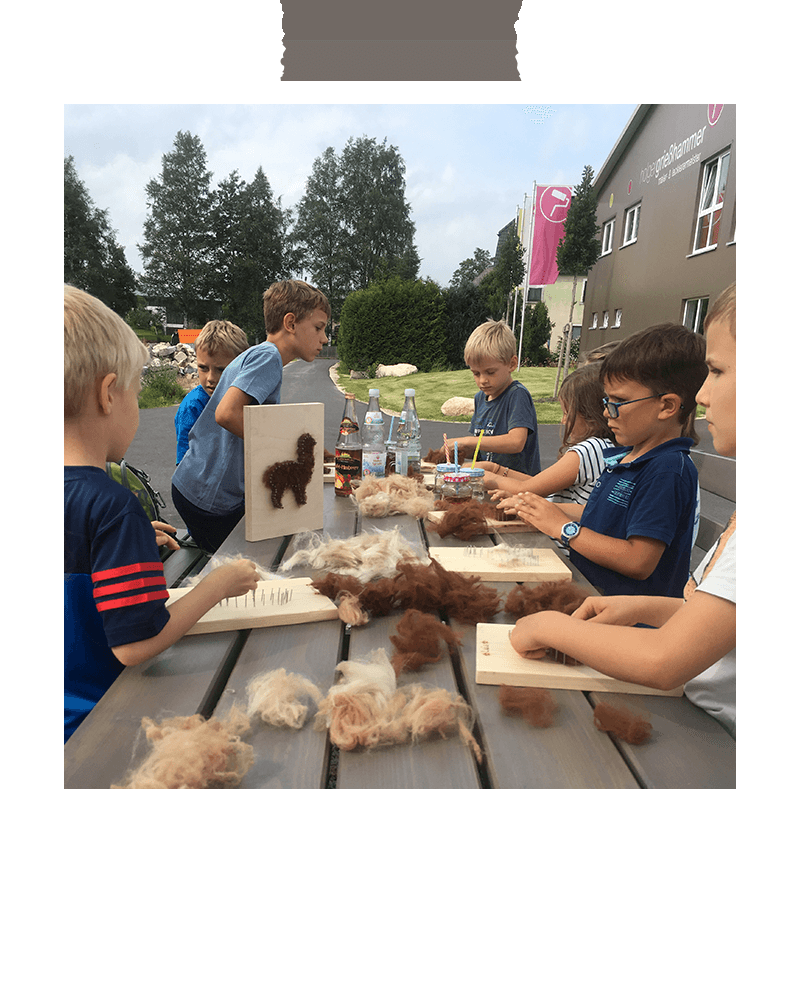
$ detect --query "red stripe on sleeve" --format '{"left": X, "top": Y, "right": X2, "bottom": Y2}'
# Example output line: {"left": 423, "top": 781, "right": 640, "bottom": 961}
{"left": 92, "top": 562, "right": 164, "bottom": 583}
{"left": 96, "top": 589, "right": 170, "bottom": 612}
{"left": 93, "top": 574, "right": 167, "bottom": 598}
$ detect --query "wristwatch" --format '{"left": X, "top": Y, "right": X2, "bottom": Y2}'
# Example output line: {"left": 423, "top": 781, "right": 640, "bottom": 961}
{"left": 560, "top": 521, "right": 581, "bottom": 547}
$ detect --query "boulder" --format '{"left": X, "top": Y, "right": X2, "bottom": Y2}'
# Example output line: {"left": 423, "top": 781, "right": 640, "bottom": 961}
{"left": 441, "top": 396, "right": 475, "bottom": 417}
{"left": 375, "top": 363, "right": 418, "bottom": 378}
{"left": 349, "top": 370, "right": 370, "bottom": 380}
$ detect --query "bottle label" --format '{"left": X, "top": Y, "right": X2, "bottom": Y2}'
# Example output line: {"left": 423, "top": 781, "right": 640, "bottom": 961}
{"left": 339, "top": 417, "right": 359, "bottom": 435}
{"left": 362, "top": 449, "right": 386, "bottom": 478}
{"left": 334, "top": 449, "right": 362, "bottom": 494}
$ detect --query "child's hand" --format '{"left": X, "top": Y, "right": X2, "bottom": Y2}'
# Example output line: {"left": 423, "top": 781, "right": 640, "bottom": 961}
{"left": 509, "top": 613, "right": 552, "bottom": 659}
{"left": 205, "top": 559, "right": 260, "bottom": 600}
{"left": 152, "top": 521, "right": 180, "bottom": 551}
{"left": 489, "top": 488, "right": 513, "bottom": 502}
{"left": 507, "top": 493, "right": 564, "bottom": 537}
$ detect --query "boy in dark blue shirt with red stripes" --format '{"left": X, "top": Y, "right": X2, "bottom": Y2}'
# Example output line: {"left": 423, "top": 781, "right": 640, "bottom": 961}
{"left": 64, "top": 286, "right": 259, "bottom": 743}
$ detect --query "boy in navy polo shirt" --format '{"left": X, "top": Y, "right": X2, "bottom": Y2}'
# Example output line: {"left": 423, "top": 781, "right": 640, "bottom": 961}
{"left": 448, "top": 320, "right": 540, "bottom": 475}
{"left": 502, "top": 323, "right": 707, "bottom": 597}
{"left": 64, "top": 286, "right": 259, "bottom": 742}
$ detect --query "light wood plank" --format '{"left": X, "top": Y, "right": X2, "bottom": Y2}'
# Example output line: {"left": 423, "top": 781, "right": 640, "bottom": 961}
{"left": 428, "top": 545, "right": 572, "bottom": 582}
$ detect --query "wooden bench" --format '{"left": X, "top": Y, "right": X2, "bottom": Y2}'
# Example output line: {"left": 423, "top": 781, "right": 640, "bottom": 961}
{"left": 160, "top": 531, "right": 210, "bottom": 589}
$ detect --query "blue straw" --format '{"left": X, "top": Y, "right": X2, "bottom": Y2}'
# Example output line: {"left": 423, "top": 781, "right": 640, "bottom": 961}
{"left": 389, "top": 416, "right": 395, "bottom": 440}
{"left": 454, "top": 440, "right": 458, "bottom": 469}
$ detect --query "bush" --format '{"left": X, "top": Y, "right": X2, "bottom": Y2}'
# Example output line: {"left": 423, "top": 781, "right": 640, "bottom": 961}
{"left": 139, "top": 366, "right": 186, "bottom": 408}
{"left": 338, "top": 276, "right": 449, "bottom": 373}
{"left": 442, "top": 283, "right": 492, "bottom": 369}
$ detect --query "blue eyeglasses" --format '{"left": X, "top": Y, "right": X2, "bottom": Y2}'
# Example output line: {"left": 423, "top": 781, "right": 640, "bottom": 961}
{"left": 602, "top": 394, "right": 662, "bottom": 419}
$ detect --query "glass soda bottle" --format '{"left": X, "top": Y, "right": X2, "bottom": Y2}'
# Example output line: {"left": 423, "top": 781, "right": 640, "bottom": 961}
{"left": 361, "top": 388, "right": 386, "bottom": 478}
{"left": 334, "top": 393, "right": 362, "bottom": 496}
{"left": 395, "top": 388, "right": 421, "bottom": 478}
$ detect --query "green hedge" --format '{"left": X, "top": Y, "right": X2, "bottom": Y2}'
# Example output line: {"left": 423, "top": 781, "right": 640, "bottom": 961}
{"left": 338, "top": 276, "right": 449, "bottom": 373}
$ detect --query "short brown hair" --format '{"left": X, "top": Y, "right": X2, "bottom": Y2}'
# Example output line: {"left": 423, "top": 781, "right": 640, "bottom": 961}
{"left": 600, "top": 323, "right": 708, "bottom": 443}
{"left": 64, "top": 285, "right": 148, "bottom": 418}
{"left": 262, "top": 280, "right": 331, "bottom": 335}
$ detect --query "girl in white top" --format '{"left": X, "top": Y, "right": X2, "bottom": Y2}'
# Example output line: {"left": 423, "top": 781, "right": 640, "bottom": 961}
{"left": 509, "top": 283, "right": 736, "bottom": 736}
{"left": 477, "top": 364, "right": 615, "bottom": 507}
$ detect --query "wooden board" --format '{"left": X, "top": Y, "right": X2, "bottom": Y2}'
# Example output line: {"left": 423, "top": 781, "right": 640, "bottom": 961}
{"left": 165, "top": 578, "right": 339, "bottom": 634}
{"left": 426, "top": 509, "right": 531, "bottom": 533}
{"left": 474, "top": 622, "right": 684, "bottom": 696}
{"left": 428, "top": 545, "right": 572, "bottom": 582}
{"left": 244, "top": 403, "right": 325, "bottom": 541}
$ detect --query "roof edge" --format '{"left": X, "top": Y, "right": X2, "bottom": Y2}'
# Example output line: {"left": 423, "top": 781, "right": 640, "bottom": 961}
{"left": 593, "top": 105, "right": 653, "bottom": 192}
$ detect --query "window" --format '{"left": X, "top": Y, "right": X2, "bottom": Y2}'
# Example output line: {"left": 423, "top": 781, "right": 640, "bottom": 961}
{"left": 591, "top": 313, "right": 598, "bottom": 329}
{"left": 526, "top": 286, "right": 543, "bottom": 302}
{"left": 622, "top": 204, "right": 640, "bottom": 246}
{"left": 580, "top": 280, "right": 587, "bottom": 304}
{"left": 602, "top": 311, "right": 609, "bottom": 329}
{"left": 613, "top": 309, "right": 622, "bottom": 328}
{"left": 601, "top": 219, "right": 615, "bottom": 255}
{"left": 693, "top": 150, "right": 730, "bottom": 252}
{"left": 683, "top": 297, "right": 709, "bottom": 333}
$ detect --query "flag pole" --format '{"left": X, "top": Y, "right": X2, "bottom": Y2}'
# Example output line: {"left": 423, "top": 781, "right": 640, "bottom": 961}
{"left": 517, "top": 182, "right": 536, "bottom": 370}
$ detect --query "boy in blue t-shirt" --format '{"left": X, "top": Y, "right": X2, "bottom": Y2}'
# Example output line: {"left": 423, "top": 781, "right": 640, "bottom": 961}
{"left": 171, "top": 280, "right": 331, "bottom": 553}
{"left": 174, "top": 319, "right": 249, "bottom": 464}
{"left": 503, "top": 323, "right": 707, "bottom": 597}
{"left": 449, "top": 320, "right": 540, "bottom": 475}
{"left": 64, "top": 286, "right": 260, "bottom": 742}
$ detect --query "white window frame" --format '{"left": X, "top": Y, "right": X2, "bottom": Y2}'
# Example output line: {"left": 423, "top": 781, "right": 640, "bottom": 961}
{"left": 613, "top": 309, "right": 623, "bottom": 328}
{"left": 683, "top": 297, "right": 709, "bottom": 333}
{"left": 693, "top": 150, "right": 730, "bottom": 253}
{"left": 591, "top": 312, "right": 598, "bottom": 329}
{"left": 622, "top": 204, "right": 640, "bottom": 247}
{"left": 602, "top": 311, "right": 609, "bottom": 329}
{"left": 601, "top": 219, "right": 615, "bottom": 255}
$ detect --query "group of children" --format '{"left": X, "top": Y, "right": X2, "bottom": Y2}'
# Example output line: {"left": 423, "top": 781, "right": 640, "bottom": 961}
{"left": 64, "top": 279, "right": 736, "bottom": 744}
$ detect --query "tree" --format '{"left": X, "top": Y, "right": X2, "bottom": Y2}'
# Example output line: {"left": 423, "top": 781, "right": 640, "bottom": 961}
{"left": 209, "top": 167, "right": 285, "bottom": 338}
{"left": 64, "top": 155, "right": 137, "bottom": 316}
{"left": 449, "top": 248, "right": 493, "bottom": 289}
{"left": 138, "top": 131, "right": 215, "bottom": 326}
{"left": 478, "top": 231, "right": 525, "bottom": 319}
{"left": 553, "top": 164, "right": 602, "bottom": 394}
{"left": 515, "top": 300, "right": 554, "bottom": 365}
{"left": 293, "top": 137, "right": 419, "bottom": 316}
{"left": 442, "top": 282, "right": 492, "bottom": 368}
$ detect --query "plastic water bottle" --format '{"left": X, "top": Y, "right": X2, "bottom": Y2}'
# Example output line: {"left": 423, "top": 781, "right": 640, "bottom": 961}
{"left": 396, "top": 388, "right": 421, "bottom": 478}
{"left": 362, "top": 388, "right": 386, "bottom": 478}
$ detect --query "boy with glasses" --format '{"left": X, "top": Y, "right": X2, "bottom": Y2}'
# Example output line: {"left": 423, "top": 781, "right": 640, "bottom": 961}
{"left": 502, "top": 323, "right": 707, "bottom": 597}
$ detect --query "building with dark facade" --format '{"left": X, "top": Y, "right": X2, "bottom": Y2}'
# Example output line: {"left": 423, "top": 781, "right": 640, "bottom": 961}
{"left": 582, "top": 104, "right": 735, "bottom": 354}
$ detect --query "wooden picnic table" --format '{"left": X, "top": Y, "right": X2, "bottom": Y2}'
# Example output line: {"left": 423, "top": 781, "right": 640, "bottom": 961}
{"left": 64, "top": 483, "right": 735, "bottom": 789}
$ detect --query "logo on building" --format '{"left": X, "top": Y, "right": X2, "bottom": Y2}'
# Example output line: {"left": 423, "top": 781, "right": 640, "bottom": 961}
{"left": 708, "top": 105, "right": 724, "bottom": 127}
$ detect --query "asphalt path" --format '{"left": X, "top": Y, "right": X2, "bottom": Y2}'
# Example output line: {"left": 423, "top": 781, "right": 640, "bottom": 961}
{"left": 125, "top": 355, "right": 718, "bottom": 531}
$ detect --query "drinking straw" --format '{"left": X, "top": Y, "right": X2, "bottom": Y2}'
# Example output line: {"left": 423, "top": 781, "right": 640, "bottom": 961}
{"left": 454, "top": 440, "right": 458, "bottom": 469}
{"left": 443, "top": 433, "right": 450, "bottom": 464}
{"left": 471, "top": 429, "right": 485, "bottom": 467}
{"left": 389, "top": 417, "right": 395, "bottom": 440}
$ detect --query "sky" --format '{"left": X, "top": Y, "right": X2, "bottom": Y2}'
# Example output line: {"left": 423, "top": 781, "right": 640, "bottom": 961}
{"left": 63, "top": 103, "right": 638, "bottom": 288}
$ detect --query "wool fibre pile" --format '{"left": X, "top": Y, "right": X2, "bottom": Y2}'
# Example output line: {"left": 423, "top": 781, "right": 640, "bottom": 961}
{"left": 280, "top": 527, "right": 426, "bottom": 582}
{"left": 389, "top": 609, "right": 461, "bottom": 676}
{"left": 245, "top": 668, "right": 323, "bottom": 729}
{"left": 592, "top": 702, "right": 652, "bottom": 744}
{"left": 354, "top": 474, "right": 434, "bottom": 519}
{"left": 111, "top": 707, "right": 254, "bottom": 789}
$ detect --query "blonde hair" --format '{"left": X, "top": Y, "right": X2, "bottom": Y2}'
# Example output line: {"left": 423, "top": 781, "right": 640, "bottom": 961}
{"left": 704, "top": 282, "right": 736, "bottom": 340}
{"left": 195, "top": 319, "right": 249, "bottom": 359}
{"left": 464, "top": 319, "right": 517, "bottom": 366}
{"left": 64, "top": 285, "right": 148, "bottom": 419}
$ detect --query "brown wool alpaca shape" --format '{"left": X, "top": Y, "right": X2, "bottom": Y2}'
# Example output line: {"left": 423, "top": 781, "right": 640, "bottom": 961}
{"left": 262, "top": 432, "right": 316, "bottom": 509}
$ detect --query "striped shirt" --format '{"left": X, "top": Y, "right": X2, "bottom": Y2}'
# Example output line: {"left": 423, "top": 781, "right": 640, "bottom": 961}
{"left": 548, "top": 436, "right": 615, "bottom": 507}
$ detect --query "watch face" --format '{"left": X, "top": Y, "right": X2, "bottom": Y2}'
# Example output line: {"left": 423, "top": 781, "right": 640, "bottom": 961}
{"left": 564, "top": 522, "right": 578, "bottom": 537}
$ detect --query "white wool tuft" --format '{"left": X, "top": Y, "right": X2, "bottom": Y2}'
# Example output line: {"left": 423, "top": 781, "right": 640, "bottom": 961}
{"left": 245, "top": 668, "right": 323, "bottom": 729}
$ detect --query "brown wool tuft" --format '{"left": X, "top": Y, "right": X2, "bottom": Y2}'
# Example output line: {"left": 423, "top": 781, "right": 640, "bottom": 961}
{"left": 593, "top": 701, "right": 652, "bottom": 745}
{"left": 389, "top": 609, "right": 462, "bottom": 676}
{"left": 498, "top": 685, "right": 558, "bottom": 727}
{"left": 427, "top": 499, "right": 491, "bottom": 540}
{"left": 504, "top": 580, "right": 590, "bottom": 618}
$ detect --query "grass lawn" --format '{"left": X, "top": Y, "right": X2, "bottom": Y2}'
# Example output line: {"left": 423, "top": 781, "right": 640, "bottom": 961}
{"left": 336, "top": 365, "right": 569, "bottom": 423}
{"left": 335, "top": 364, "right": 706, "bottom": 424}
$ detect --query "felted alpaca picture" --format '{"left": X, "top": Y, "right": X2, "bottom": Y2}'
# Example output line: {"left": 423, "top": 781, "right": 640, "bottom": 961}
{"left": 244, "top": 402, "right": 325, "bottom": 541}
{"left": 262, "top": 432, "right": 316, "bottom": 509}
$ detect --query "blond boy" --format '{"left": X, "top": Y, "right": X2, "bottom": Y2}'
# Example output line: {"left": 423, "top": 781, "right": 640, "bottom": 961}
{"left": 175, "top": 319, "right": 249, "bottom": 464}
{"left": 64, "top": 286, "right": 258, "bottom": 742}
{"left": 449, "top": 319, "right": 540, "bottom": 475}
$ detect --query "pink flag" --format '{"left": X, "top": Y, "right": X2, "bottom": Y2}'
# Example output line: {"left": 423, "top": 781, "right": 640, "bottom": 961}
{"left": 528, "top": 185, "right": 572, "bottom": 285}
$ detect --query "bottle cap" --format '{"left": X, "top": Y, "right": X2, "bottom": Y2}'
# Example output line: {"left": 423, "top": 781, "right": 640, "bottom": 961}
{"left": 404, "top": 388, "right": 416, "bottom": 396}
{"left": 443, "top": 473, "right": 470, "bottom": 484}
{"left": 369, "top": 389, "right": 379, "bottom": 396}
